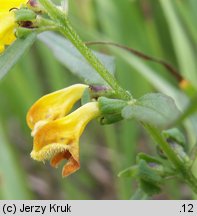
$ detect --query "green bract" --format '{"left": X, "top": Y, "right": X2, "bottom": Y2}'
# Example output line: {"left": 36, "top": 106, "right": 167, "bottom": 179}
{"left": 15, "top": 8, "right": 37, "bottom": 22}
{"left": 98, "top": 96, "right": 128, "bottom": 124}
{"left": 122, "top": 93, "right": 180, "bottom": 128}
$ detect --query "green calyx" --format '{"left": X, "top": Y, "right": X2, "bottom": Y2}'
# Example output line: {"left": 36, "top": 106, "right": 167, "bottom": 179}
{"left": 15, "top": 27, "right": 35, "bottom": 38}
{"left": 98, "top": 96, "right": 128, "bottom": 114}
{"left": 162, "top": 128, "right": 189, "bottom": 163}
{"left": 98, "top": 96, "right": 128, "bottom": 124}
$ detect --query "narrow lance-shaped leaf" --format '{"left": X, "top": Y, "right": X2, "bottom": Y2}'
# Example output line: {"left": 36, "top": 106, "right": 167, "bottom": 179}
{"left": 0, "top": 33, "right": 36, "bottom": 80}
{"left": 38, "top": 32, "right": 115, "bottom": 86}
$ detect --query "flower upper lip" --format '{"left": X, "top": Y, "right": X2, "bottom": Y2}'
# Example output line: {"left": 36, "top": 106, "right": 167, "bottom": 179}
{"left": 26, "top": 84, "right": 88, "bottom": 129}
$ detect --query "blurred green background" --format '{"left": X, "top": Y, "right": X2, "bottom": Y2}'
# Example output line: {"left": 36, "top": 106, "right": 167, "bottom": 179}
{"left": 0, "top": 0, "right": 197, "bottom": 199}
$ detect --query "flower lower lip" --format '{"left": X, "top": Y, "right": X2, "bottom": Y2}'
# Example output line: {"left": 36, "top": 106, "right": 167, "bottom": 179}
{"left": 30, "top": 143, "right": 68, "bottom": 161}
{"left": 31, "top": 143, "right": 80, "bottom": 177}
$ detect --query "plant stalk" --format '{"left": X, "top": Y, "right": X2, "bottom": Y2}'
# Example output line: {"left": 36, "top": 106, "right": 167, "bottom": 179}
{"left": 38, "top": 0, "right": 131, "bottom": 100}
{"left": 145, "top": 124, "right": 197, "bottom": 194}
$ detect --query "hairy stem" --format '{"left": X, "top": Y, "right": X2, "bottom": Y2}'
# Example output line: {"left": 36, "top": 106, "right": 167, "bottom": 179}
{"left": 38, "top": 0, "right": 131, "bottom": 100}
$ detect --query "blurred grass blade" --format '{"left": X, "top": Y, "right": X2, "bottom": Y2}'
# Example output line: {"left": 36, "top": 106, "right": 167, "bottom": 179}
{"left": 159, "top": 0, "right": 197, "bottom": 87}
{"left": 189, "top": 0, "right": 197, "bottom": 23}
{"left": 0, "top": 33, "right": 36, "bottom": 81}
{"left": 86, "top": 41, "right": 183, "bottom": 83}
{"left": 111, "top": 48, "right": 188, "bottom": 109}
{"left": 175, "top": 0, "right": 197, "bottom": 43}
{"left": 38, "top": 32, "right": 115, "bottom": 86}
{"left": 0, "top": 124, "right": 33, "bottom": 199}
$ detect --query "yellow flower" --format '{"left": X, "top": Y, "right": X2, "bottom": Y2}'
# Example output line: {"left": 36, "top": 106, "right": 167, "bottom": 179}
{"left": 31, "top": 102, "right": 100, "bottom": 177}
{"left": 27, "top": 84, "right": 101, "bottom": 177}
{"left": 0, "top": 0, "right": 28, "bottom": 53}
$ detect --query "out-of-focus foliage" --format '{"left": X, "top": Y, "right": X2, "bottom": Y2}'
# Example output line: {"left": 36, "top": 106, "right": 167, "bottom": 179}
{"left": 0, "top": 0, "right": 196, "bottom": 199}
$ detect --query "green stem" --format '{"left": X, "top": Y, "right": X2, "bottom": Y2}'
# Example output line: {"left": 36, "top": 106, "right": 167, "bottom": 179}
{"left": 38, "top": 0, "right": 131, "bottom": 100}
{"left": 145, "top": 124, "right": 197, "bottom": 194}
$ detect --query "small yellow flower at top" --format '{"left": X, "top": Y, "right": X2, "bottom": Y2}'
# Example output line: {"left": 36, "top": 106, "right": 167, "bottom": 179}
{"left": 27, "top": 84, "right": 101, "bottom": 177}
{"left": 0, "top": 0, "right": 28, "bottom": 53}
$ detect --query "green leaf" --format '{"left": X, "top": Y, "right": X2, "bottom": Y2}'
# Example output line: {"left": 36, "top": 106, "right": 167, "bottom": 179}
{"left": 38, "top": 32, "right": 115, "bottom": 86}
{"left": 0, "top": 33, "right": 36, "bottom": 80}
{"left": 136, "top": 153, "right": 162, "bottom": 164}
{"left": 138, "top": 160, "right": 163, "bottom": 185}
{"left": 138, "top": 160, "right": 162, "bottom": 195}
{"left": 140, "top": 180, "right": 161, "bottom": 196}
{"left": 122, "top": 93, "right": 180, "bottom": 128}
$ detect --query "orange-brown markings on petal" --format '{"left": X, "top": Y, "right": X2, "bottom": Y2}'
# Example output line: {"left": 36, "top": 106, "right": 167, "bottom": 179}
{"left": 50, "top": 150, "right": 71, "bottom": 168}
{"left": 50, "top": 150, "right": 80, "bottom": 177}
{"left": 62, "top": 156, "right": 80, "bottom": 177}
